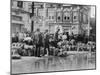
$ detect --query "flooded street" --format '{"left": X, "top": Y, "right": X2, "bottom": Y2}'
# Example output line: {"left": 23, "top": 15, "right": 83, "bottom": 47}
{"left": 12, "top": 53, "right": 96, "bottom": 74}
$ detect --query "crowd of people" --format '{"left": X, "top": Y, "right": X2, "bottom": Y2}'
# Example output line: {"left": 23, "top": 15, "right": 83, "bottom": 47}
{"left": 11, "top": 28, "right": 96, "bottom": 57}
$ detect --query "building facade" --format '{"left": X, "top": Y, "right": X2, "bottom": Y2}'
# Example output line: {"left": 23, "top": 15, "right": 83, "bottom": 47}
{"left": 32, "top": 3, "right": 91, "bottom": 35}
{"left": 11, "top": 1, "right": 91, "bottom": 36}
{"left": 11, "top": 0, "right": 32, "bottom": 33}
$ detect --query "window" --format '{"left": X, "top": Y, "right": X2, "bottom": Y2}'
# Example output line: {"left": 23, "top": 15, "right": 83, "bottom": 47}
{"left": 63, "top": 12, "right": 71, "bottom": 22}
{"left": 73, "top": 12, "right": 78, "bottom": 22}
{"left": 50, "top": 4, "right": 53, "bottom": 8}
{"left": 63, "top": 16, "right": 71, "bottom": 22}
{"left": 83, "top": 14, "right": 88, "bottom": 24}
{"left": 49, "top": 16, "right": 51, "bottom": 19}
{"left": 58, "top": 16, "right": 60, "bottom": 20}
{"left": 49, "top": 16, "right": 54, "bottom": 20}
{"left": 41, "top": 5, "right": 43, "bottom": 8}
{"left": 67, "top": 17, "right": 70, "bottom": 20}
{"left": 74, "top": 16, "right": 76, "bottom": 19}
{"left": 52, "top": 16, "right": 54, "bottom": 19}
{"left": 12, "top": 16, "right": 22, "bottom": 21}
{"left": 57, "top": 12, "right": 62, "bottom": 22}
{"left": 17, "top": 1, "right": 23, "bottom": 8}
{"left": 64, "top": 16, "right": 67, "bottom": 20}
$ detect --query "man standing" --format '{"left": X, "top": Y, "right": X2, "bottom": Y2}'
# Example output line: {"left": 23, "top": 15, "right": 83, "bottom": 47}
{"left": 12, "top": 32, "right": 18, "bottom": 43}
{"left": 54, "top": 29, "right": 60, "bottom": 48}
{"left": 43, "top": 29, "right": 50, "bottom": 56}
{"left": 34, "top": 28, "right": 42, "bottom": 57}
{"left": 18, "top": 32, "right": 24, "bottom": 43}
{"left": 55, "top": 29, "right": 60, "bottom": 41}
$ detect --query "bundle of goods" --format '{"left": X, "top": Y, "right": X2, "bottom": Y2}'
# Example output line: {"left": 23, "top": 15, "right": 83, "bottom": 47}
{"left": 86, "top": 41, "right": 96, "bottom": 52}
{"left": 22, "top": 37, "right": 34, "bottom": 56}
{"left": 55, "top": 41, "right": 68, "bottom": 57}
{"left": 49, "top": 40, "right": 96, "bottom": 57}
{"left": 76, "top": 41, "right": 96, "bottom": 52}
{"left": 49, "top": 46, "right": 59, "bottom": 56}
{"left": 77, "top": 42, "right": 85, "bottom": 51}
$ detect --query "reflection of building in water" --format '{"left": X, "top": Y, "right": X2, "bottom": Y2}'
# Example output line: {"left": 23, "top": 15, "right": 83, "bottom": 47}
{"left": 33, "top": 3, "right": 91, "bottom": 35}
{"left": 11, "top": 0, "right": 32, "bottom": 33}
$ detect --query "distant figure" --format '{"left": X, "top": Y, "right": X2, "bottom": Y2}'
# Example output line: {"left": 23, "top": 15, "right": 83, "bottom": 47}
{"left": 77, "top": 34, "right": 83, "bottom": 42}
{"left": 18, "top": 32, "right": 24, "bottom": 42}
{"left": 70, "top": 32, "right": 74, "bottom": 40}
{"left": 66, "top": 32, "right": 69, "bottom": 41}
{"left": 55, "top": 29, "right": 60, "bottom": 41}
{"left": 34, "top": 29, "right": 42, "bottom": 57}
{"left": 54, "top": 29, "right": 60, "bottom": 48}
{"left": 12, "top": 32, "right": 19, "bottom": 43}
{"left": 62, "top": 31, "right": 67, "bottom": 41}
{"left": 43, "top": 29, "right": 50, "bottom": 56}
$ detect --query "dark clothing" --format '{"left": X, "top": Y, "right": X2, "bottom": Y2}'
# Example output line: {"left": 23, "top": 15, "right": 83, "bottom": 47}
{"left": 44, "top": 33, "right": 49, "bottom": 44}
{"left": 38, "top": 33, "right": 43, "bottom": 47}
{"left": 44, "top": 44, "right": 50, "bottom": 55}
{"left": 34, "top": 32, "right": 43, "bottom": 46}
{"left": 12, "top": 36, "right": 18, "bottom": 43}
{"left": 44, "top": 33, "right": 50, "bottom": 55}
{"left": 54, "top": 41, "right": 58, "bottom": 48}
{"left": 54, "top": 31, "right": 60, "bottom": 48}
{"left": 34, "top": 32, "right": 43, "bottom": 57}
{"left": 50, "top": 40, "right": 57, "bottom": 48}
{"left": 55, "top": 31, "right": 59, "bottom": 41}
{"left": 66, "top": 32, "right": 69, "bottom": 41}
{"left": 35, "top": 44, "right": 41, "bottom": 57}
{"left": 77, "top": 35, "right": 83, "bottom": 42}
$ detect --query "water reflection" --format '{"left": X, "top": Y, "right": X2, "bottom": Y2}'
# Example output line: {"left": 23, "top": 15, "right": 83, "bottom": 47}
{"left": 12, "top": 53, "right": 96, "bottom": 74}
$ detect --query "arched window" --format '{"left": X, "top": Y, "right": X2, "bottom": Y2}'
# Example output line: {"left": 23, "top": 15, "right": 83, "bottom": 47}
{"left": 74, "top": 16, "right": 77, "bottom": 19}
{"left": 58, "top": 16, "right": 60, "bottom": 20}
{"left": 17, "top": 1, "right": 23, "bottom": 8}
{"left": 49, "top": 16, "right": 51, "bottom": 19}
{"left": 56, "top": 11, "right": 62, "bottom": 22}
{"left": 63, "top": 11, "right": 71, "bottom": 22}
{"left": 73, "top": 11, "right": 78, "bottom": 22}
{"left": 67, "top": 16, "right": 70, "bottom": 20}
{"left": 64, "top": 16, "right": 67, "bottom": 20}
{"left": 52, "top": 16, "right": 54, "bottom": 19}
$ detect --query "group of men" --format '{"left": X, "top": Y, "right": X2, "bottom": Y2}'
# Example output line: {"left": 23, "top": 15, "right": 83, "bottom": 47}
{"left": 12, "top": 28, "right": 94, "bottom": 57}
{"left": 33, "top": 29, "right": 50, "bottom": 57}
{"left": 12, "top": 28, "right": 62, "bottom": 57}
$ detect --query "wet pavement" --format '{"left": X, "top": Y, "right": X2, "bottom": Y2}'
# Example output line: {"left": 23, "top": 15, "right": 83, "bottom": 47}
{"left": 11, "top": 53, "right": 96, "bottom": 74}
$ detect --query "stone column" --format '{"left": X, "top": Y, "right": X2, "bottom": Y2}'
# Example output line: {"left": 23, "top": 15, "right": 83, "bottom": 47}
{"left": 87, "top": 9, "right": 90, "bottom": 36}
{"left": 36, "top": 7, "right": 38, "bottom": 16}
{"left": 55, "top": 5, "right": 57, "bottom": 23}
{"left": 42, "top": 3, "right": 47, "bottom": 32}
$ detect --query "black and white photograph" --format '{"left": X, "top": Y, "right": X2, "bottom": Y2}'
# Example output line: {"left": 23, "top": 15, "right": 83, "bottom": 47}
{"left": 11, "top": 0, "right": 96, "bottom": 74}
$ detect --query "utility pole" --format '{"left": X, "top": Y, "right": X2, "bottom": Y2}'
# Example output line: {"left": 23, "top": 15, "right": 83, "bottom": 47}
{"left": 31, "top": 2, "right": 34, "bottom": 32}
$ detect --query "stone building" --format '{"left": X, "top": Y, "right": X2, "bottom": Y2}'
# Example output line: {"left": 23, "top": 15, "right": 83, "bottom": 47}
{"left": 32, "top": 2, "right": 91, "bottom": 35}
{"left": 11, "top": 0, "right": 32, "bottom": 33}
{"left": 11, "top": 1, "right": 91, "bottom": 36}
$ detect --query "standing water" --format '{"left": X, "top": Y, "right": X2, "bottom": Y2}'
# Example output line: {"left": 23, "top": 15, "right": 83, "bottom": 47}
{"left": 12, "top": 53, "right": 96, "bottom": 74}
